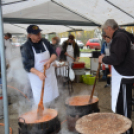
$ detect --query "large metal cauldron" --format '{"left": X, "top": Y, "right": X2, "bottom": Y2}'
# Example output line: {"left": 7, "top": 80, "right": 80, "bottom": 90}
{"left": 18, "top": 109, "right": 60, "bottom": 134}
{"left": 65, "top": 95, "right": 99, "bottom": 131}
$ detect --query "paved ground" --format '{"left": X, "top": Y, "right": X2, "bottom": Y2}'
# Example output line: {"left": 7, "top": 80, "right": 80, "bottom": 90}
{"left": 0, "top": 77, "right": 134, "bottom": 134}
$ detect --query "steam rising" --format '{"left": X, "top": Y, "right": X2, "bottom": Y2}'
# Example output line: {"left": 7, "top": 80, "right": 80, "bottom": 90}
{"left": 5, "top": 45, "right": 33, "bottom": 115}
{"left": 5, "top": 43, "right": 98, "bottom": 134}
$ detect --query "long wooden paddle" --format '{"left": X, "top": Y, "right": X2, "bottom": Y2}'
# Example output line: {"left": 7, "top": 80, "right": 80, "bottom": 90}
{"left": 89, "top": 63, "right": 101, "bottom": 103}
{"left": 37, "top": 65, "right": 46, "bottom": 117}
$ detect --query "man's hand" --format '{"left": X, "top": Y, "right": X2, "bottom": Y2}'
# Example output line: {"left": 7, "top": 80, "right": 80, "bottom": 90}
{"left": 98, "top": 55, "right": 104, "bottom": 63}
{"left": 44, "top": 61, "right": 51, "bottom": 70}
{"left": 37, "top": 71, "right": 46, "bottom": 81}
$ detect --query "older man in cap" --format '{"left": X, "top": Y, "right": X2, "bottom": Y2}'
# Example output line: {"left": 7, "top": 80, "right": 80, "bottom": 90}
{"left": 99, "top": 19, "right": 134, "bottom": 134}
{"left": 20, "top": 25, "right": 59, "bottom": 106}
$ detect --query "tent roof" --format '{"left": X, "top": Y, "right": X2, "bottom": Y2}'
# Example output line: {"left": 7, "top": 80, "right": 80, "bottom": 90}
{"left": 3, "top": 0, "right": 99, "bottom": 26}
{"left": 4, "top": 24, "right": 26, "bottom": 34}
{"left": 2, "top": 0, "right": 134, "bottom": 34}
{"left": 3, "top": 23, "right": 97, "bottom": 34}
{"left": 54, "top": 0, "right": 134, "bottom": 25}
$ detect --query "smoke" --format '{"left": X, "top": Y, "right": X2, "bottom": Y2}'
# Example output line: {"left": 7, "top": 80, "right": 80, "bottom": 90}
{"left": 4, "top": 43, "right": 34, "bottom": 116}
{"left": 4, "top": 42, "right": 99, "bottom": 133}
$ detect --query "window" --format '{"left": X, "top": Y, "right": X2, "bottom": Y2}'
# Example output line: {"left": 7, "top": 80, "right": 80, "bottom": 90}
{"left": 89, "top": 39, "right": 94, "bottom": 43}
{"left": 93, "top": 39, "right": 100, "bottom": 43}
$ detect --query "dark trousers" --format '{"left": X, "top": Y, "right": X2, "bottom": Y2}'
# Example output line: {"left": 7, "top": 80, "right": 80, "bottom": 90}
{"left": 106, "top": 68, "right": 110, "bottom": 85}
{"left": 116, "top": 83, "right": 133, "bottom": 134}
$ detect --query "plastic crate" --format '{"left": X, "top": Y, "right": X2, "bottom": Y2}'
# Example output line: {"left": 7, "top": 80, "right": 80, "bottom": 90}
{"left": 72, "top": 62, "right": 85, "bottom": 69}
{"left": 82, "top": 75, "right": 95, "bottom": 85}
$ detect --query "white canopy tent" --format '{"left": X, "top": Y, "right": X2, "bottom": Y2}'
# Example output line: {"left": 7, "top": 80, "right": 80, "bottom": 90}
{"left": 2, "top": 0, "right": 134, "bottom": 34}
{"left": 4, "top": 24, "right": 97, "bottom": 34}
{"left": 1, "top": 1, "right": 134, "bottom": 134}
{"left": 4, "top": 24, "right": 26, "bottom": 34}
{"left": 2, "top": 0, "right": 100, "bottom": 34}
{"left": 54, "top": 0, "right": 134, "bottom": 25}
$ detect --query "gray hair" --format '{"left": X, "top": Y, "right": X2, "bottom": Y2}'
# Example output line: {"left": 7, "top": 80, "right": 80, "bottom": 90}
{"left": 102, "top": 30, "right": 106, "bottom": 37}
{"left": 101, "top": 19, "right": 119, "bottom": 30}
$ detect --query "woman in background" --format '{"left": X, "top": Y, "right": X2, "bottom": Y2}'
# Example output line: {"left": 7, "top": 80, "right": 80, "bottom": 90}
{"left": 101, "top": 35, "right": 112, "bottom": 88}
{"left": 51, "top": 37, "right": 61, "bottom": 59}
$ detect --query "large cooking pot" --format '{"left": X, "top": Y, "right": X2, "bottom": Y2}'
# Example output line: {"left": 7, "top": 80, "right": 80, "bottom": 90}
{"left": 18, "top": 109, "right": 60, "bottom": 134}
{"left": 65, "top": 95, "right": 99, "bottom": 117}
{"left": 65, "top": 95, "right": 99, "bottom": 131}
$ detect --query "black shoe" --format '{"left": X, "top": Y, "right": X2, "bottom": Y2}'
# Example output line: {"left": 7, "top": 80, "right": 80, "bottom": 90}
{"left": 8, "top": 102, "right": 12, "bottom": 105}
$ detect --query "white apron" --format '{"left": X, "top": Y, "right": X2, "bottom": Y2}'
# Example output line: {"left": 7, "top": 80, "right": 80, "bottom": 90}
{"left": 111, "top": 66, "right": 134, "bottom": 112}
{"left": 66, "top": 45, "right": 74, "bottom": 66}
{"left": 28, "top": 43, "right": 59, "bottom": 105}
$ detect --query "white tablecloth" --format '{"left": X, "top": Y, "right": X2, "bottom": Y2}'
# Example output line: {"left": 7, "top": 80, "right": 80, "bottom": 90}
{"left": 55, "top": 61, "right": 69, "bottom": 77}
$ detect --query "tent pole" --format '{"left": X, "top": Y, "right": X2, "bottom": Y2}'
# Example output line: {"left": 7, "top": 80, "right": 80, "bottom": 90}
{"left": 0, "top": 1, "right": 9, "bottom": 134}
{"left": 4, "top": 18, "right": 100, "bottom": 26}
{"left": 131, "top": 28, "right": 133, "bottom": 34}
{"left": 2, "top": 0, "right": 28, "bottom": 6}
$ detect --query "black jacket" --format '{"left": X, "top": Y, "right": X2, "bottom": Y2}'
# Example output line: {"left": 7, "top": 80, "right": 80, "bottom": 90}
{"left": 60, "top": 40, "right": 80, "bottom": 61}
{"left": 20, "top": 38, "right": 56, "bottom": 72}
{"left": 102, "top": 29, "right": 134, "bottom": 76}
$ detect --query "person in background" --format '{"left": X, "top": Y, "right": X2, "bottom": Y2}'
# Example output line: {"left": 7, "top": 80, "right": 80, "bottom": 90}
{"left": 51, "top": 37, "right": 60, "bottom": 51}
{"left": 4, "top": 33, "right": 12, "bottom": 66}
{"left": 101, "top": 31, "right": 111, "bottom": 88}
{"left": 20, "top": 25, "right": 59, "bottom": 106}
{"left": 99, "top": 19, "right": 134, "bottom": 134}
{"left": 60, "top": 34, "right": 80, "bottom": 66}
{"left": 4, "top": 33, "right": 12, "bottom": 45}
{"left": 101, "top": 32, "right": 107, "bottom": 81}
{"left": 51, "top": 37, "right": 61, "bottom": 59}
{"left": 101, "top": 31, "right": 107, "bottom": 55}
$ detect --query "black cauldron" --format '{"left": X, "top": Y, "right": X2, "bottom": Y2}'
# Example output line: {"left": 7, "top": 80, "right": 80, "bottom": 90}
{"left": 18, "top": 109, "right": 60, "bottom": 134}
{"left": 65, "top": 95, "right": 100, "bottom": 131}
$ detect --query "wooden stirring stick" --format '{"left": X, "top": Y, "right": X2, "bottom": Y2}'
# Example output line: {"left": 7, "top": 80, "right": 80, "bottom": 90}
{"left": 89, "top": 63, "right": 101, "bottom": 103}
{"left": 37, "top": 65, "right": 46, "bottom": 117}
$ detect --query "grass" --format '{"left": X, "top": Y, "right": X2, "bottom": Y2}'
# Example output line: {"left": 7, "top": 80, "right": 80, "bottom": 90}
{"left": 79, "top": 49, "right": 100, "bottom": 69}
{"left": 80, "top": 49, "right": 94, "bottom": 53}
{"left": 80, "top": 49, "right": 101, "bottom": 53}
{"left": 79, "top": 57, "right": 90, "bottom": 69}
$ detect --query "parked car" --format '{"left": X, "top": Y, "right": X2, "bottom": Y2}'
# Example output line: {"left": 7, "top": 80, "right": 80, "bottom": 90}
{"left": 86, "top": 38, "right": 101, "bottom": 49}
{"left": 76, "top": 40, "right": 84, "bottom": 49}
{"left": 59, "top": 37, "right": 84, "bottom": 49}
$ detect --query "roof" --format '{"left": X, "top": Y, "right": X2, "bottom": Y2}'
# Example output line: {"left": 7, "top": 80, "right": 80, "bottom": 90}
{"left": 2, "top": 0, "right": 134, "bottom": 34}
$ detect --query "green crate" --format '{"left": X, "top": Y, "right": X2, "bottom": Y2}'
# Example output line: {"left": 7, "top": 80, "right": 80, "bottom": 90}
{"left": 82, "top": 75, "right": 96, "bottom": 85}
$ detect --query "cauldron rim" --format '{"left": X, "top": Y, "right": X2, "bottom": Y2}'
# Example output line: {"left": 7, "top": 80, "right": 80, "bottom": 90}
{"left": 18, "top": 108, "right": 58, "bottom": 125}
{"left": 65, "top": 95, "right": 99, "bottom": 107}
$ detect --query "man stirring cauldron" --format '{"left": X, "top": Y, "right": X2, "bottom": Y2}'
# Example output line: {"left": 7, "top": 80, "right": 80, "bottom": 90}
{"left": 99, "top": 19, "right": 134, "bottom": 134}
{"left": 20, "top": 25, "right": 59, "bottom": 106}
